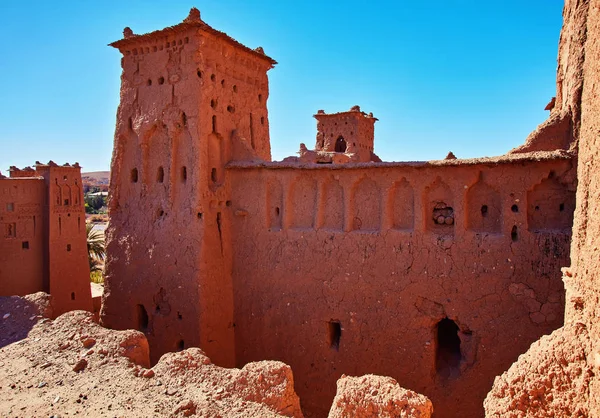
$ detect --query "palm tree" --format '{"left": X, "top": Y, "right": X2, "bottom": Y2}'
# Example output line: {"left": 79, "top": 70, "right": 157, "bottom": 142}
{"left": 86, "top": 223, "right": 106, "bottom": 272}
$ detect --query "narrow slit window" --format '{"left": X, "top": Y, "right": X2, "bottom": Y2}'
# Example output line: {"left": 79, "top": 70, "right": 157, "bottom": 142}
{"left": 328, "top": 320, "right": 341, "bottom": 351}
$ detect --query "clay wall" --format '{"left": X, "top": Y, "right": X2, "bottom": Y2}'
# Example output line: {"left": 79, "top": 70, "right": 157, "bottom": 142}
{"left": 102, "top": 14, "right": 275, "bottom": 366}
{"left": 228, "top": 156, "right": 576, "bottom": 417}
{"left": 0, "top": 178, "right": 46, "bottom": 295}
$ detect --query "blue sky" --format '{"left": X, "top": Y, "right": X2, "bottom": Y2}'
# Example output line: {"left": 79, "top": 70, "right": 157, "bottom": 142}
{"left": 0, "top": 1, "right": 564, "bottom": 173}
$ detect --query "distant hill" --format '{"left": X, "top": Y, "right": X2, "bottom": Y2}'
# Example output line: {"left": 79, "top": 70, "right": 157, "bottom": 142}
{"left": 82, "top": 171, "right": 110, "bottom": 181}
{"left": 82, "top": 171, "right": 110, "bottom": 192}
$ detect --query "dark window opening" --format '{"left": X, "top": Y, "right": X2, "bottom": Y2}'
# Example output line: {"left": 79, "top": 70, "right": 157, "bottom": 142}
{"left": 511, "top": 204, "right": 519, "bottom": 213}
{"left": 212, "top": 115, "right": 217, "bottom": 133}
{"left": 197, "top": 212, "right": 203, "bottom": 219}
{"left": 436, "top": 318, "right": 461, "bottom": 376}
{"left": 177, "top": 340, "right": 185, "bottom": 351}
{"left": 275, "top": 207, "right": 280, "bottom": 217}
{"left": 258, "top": 94, "right": 262, "bottom": 102}
{"left": 210, "top": 99, "right": 217, "bottom": 109}
{"left": 181, "top": 166, "right": 187, "bottom": 183}
{"left": 233, "top": 85, "right": 237, "bottom": 93}
{"left": 158, "top": 76, "right": 165, "bottom": 85}
{"left": 511, "top": 225, "right": 518, "bottom": 242}
{"left": 131, "top": 168, "right": 138, "bottom": 183}
{"left": 22, "top": 241, "right": 29, "bottom": 250}
{"left": 137, "top": 304, "right": 149, "bottom": 332}
{"left": 317, "top": 161, "right": 333, "bottom": 164}
{"left": 155, "top": 304, "right": 161, "bottom": 314}
{"left": 535, "top": 205, "right": 540, "bottom": 211}
{"left": 177, "top": 312, "right": 182, "bottom": 320}
{"left": 328, "top": 320, "right": 341, "bottom": 351}
{"left": 147, "top": 79, "right": 152, "bottom": 86}
{"left": 197, "top": 69, "right": 202, "bottom": 78}
{"left": 260, "top": 116, "right": 265, "bottom": 125}
{"left": 227, "top": 105, "right": 235, "bottom": 113}
{"left": 221, "top": 79, "right": 225, "bottom": 87}
{"left": 211, "top": 168, "right": 217, "bottom": 183}
{"left": 182, "top": 112, "right": 187, "bottom": 126}
{"left": 157, "top": 166, "right": 164, "bottom": 183}
{"left": 559, "top": 203, "right": 565, "bottom": 212}
{"left": 226, "top": 200, "right": 232, "bottom": 207}
{"left": 335, "top": 137, "right": 347, "bottom": 152}
{"left": 71, "top": 292, "right": 75, "bottom": 301}
{"left": 64, "top": 199, "right": 69, "bottom": 206}
{"left": 157, "top": 209, "right": 164, "bottom": 218}
{"left": 210, "top": 74, "right": 216, "bottom": 81}
{"left": 66, "top": 244, "right": 72, "bottom": 252}
{"left": 481, "top": 205, "right": 488, "bottom": 217}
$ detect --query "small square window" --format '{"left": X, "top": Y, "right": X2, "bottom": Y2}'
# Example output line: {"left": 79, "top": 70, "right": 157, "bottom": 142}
{"left": 64, "top": 199, "right": 69, "bottom": 206}
{"left": 22, "top": 241, "right": 29, "bottom": 249}
{"left": 6, "top": 203, "right": 14, "bottom": 212}
{"left": 66, "top": 244, "right": 72, "bottom": 252}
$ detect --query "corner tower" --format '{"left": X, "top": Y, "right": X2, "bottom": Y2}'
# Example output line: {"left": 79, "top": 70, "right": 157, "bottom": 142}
{"left": 102, "top": 8, "right": 276, "bottom": 365}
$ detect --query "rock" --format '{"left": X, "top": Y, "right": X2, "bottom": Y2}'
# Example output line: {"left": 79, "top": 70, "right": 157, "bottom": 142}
{"left": 72, "top": 359, "right": 88, "bottom": 373}
{"left": 328, "top": 374, "right": 433, "bottom": 417}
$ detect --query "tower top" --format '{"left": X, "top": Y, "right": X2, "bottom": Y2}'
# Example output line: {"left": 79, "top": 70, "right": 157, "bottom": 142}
{"left": 314, "top": 105, "right": 378, "bottom": 122}
{"left": 109, "top": 7, "right": 277, "bottom": 67}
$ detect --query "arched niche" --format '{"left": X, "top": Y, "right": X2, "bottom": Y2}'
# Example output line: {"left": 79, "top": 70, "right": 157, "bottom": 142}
{"left": 335, "top": 136, "right": 347, "bottom": 152}
{"left": 289, "top": 176, "right": 318, "bottom": 229}
{"left": 352, "top": 177, "right": 380, "bottom": 231}
{"left": 425, "top": 177, "right": 454, "bottom": 235}
{"left": 389, "top": 178, "right": 414, "bottom": 230}
{"left": 320, "top": 178, "right": 344, "bottom": 231}
{"left": 466, "top": 177, "right": 501, "bottom": 233}
{"left": 266, "top": 179, "right": 283, "bottom": 231}
{"left": 527, "top": 176, "right": 575, "bottom": 232}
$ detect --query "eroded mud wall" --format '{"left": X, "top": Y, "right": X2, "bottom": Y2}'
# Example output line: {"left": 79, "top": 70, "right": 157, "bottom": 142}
{"left": 230, "top": 157, "right": 575, "bottom": 417}
{"left": 485, "top": 1, "right": 600, "bottom": 415}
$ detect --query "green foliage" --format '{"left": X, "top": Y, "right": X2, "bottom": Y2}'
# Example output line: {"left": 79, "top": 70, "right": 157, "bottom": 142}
{"left": 90, "top": 270, "right": 104, "bottom": 284}
{"left": 84, "top": 194, "right": 106, "bottom": 214}
{"left": 87, "top": 223, "right": 106, "bottom": 281}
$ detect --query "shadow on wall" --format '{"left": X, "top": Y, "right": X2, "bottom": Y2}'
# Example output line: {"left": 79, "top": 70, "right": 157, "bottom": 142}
{"left": 0, "top": 293, "right": 53, "bottom": 348}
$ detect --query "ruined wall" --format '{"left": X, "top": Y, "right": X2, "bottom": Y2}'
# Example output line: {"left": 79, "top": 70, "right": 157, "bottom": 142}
{"left": 102, "top": 10, "right": 275, "bottom": 366}
{"left": 228, "top": 155, "right": 576, "bottom": 417}
{"left": 0, "top": 178, "right": 46, "bottom": 296}
{"left": 486, "top": 0, "right": 600, "bottom": 415}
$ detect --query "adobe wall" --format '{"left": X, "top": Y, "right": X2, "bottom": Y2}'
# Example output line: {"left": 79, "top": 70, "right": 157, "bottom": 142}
{"left": 228, "top": 154, "right": 576, "bottom": 417}
{"left": 101, "top": 10, "right": 275, "bottom": 366}
{"left": 486, "top": 0, "right": 600, "bottom": 415}
{"left": 0, "top": 177, "right": 46, "bottom": 296}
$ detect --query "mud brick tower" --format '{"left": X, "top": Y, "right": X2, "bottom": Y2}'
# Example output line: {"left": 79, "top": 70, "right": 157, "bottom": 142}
{"left": 102, "top": 8, "right": 276, "bottom": 366}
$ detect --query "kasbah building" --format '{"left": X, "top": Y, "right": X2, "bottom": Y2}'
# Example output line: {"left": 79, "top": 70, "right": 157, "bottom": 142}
{"left": 5, "top": 2, "right": 600, "bottom": 416}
